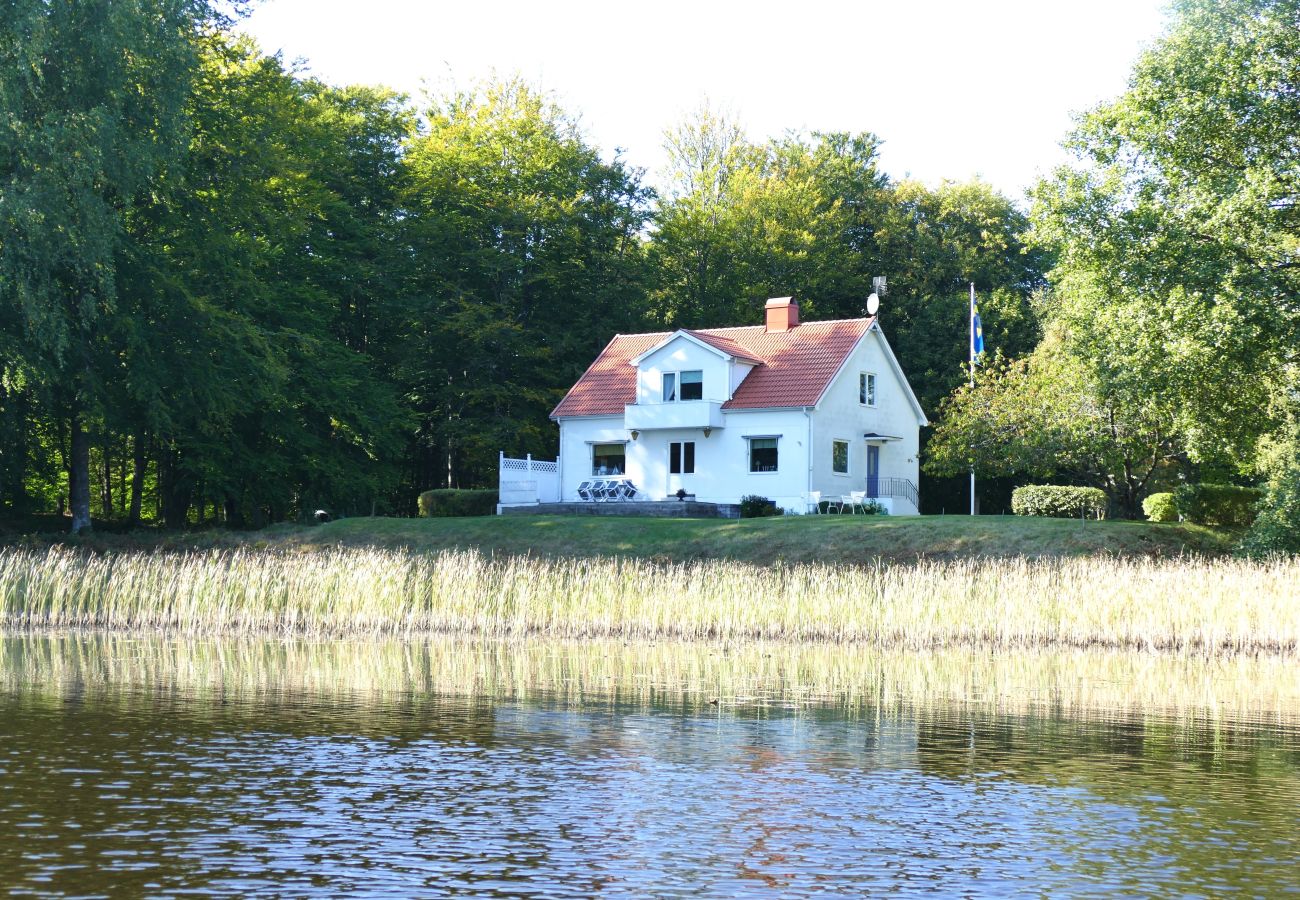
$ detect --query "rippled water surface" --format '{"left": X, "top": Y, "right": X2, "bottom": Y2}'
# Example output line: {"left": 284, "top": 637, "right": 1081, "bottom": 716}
{"left": 2, "top": 636, "right": 1299, "bottom": 897}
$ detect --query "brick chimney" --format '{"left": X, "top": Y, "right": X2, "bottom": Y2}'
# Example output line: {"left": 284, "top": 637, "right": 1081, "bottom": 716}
{"left": 764, "top": 297, "right": 799, "bottom": 333}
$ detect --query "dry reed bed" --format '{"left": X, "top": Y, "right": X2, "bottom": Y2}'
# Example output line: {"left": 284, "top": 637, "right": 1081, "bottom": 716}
{"left": 1, "top": 546, "right": 1298, "bottom": 652}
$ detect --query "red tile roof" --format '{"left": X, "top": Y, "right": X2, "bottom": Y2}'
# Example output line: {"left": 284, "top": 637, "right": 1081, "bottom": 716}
{"left": 550, "top": 318, "right": 873, "bottom": 418}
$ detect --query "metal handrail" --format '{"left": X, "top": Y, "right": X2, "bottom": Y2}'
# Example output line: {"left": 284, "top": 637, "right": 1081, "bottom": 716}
{"left": 867, "top": 477, "right": 919, "bottom": 509}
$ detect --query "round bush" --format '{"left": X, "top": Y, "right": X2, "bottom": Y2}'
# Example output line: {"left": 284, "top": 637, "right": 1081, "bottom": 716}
{"left": 1142, "top": 492, "right": 1177, "bottom": 523}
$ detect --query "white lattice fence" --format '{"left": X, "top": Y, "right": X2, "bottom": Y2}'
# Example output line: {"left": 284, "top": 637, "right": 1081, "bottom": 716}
{"left": 498, "top": 453, "right": 560, "bottom": 506}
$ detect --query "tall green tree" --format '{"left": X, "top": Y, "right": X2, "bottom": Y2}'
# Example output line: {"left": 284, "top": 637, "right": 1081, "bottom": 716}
{"left": 0, "top": 0, "right": 218, "bottom": 532}
{"left": 399, "top": 79, "right": 652, "bottom": 491}
{"left": 1029, "top": 0, "right": 1300, "bottom": 471}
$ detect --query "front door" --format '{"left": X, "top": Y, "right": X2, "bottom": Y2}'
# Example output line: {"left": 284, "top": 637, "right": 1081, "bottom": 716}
{"left": 866, "top": 445, "right": 880, "bottom": 498}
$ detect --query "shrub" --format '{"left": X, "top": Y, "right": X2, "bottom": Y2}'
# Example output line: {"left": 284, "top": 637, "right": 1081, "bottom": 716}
{"left": 1142, "top": 492, "right": 1177, "bottom": 523}
{"left": 417, "top": 489, "right": 499, "bottom": 518}
{"left": 1011, "top": 485, "right": 1107, "bottom": 519}
{"left": 1239, "top": 465, "right": 1300, "bottom": 555}
{"left": 740, "top": 495, "right": 780, "bottom": 518}
{"left": 1172, "top": 483, "right": 1263, "bottom": 527}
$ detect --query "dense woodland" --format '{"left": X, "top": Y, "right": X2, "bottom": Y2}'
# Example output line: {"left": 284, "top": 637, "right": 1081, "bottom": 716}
{"left": 1, "top": 0, "right": 1297, "bottom": 548}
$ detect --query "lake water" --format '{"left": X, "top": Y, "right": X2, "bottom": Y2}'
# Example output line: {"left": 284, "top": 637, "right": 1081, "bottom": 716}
{"left": 1, "top": 636, "right": 1298, "bottom": 897}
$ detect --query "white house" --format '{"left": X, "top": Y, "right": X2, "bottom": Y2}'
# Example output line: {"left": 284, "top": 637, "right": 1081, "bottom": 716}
{"left": 547, "top": 297, "right": 928, "bottom": 514}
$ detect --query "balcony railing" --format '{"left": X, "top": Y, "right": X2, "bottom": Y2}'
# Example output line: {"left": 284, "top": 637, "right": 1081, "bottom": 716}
{"left": 624, "top": 400, "right": 725, "bottom": 431}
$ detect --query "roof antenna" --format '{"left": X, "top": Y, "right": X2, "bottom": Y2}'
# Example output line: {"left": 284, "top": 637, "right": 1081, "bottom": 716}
{"left": 866, "top": 275, "right": 887, "bottom": 317}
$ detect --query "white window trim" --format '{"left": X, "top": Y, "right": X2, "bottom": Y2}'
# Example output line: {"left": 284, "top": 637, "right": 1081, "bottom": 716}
{"left": 661, "top": 368, "right": 704, "bottom": 403}
{"left": 831, "top": 438, "right": 851, "bottom": 477}
{"left": 590, "top": 441, "right": 628, "bottom": 476}
{"left": 745, "top": 435, "right": 781, "bottom": 475}
{"left": 669, "top": 440, "right": 696, "bottom": 475}
{"left": 859, "top": 371, "right": 877, "bottom": 407}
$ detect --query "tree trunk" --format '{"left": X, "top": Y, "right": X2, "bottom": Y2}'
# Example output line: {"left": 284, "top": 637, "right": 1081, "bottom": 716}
{"left": 69, "top": 411, "right": 92, "bottom": 534}
{"left": 129, "top": 432, "right": 146, "bottom": 526}
{"left": 101, "top": 444, "right": 113, "bottom": 519}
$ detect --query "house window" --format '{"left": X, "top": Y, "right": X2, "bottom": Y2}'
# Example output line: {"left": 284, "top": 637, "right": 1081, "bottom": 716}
{"left": 679, "top": 370, "right": 703, "bottom": 401}
{"left": 832, "top": 439, "right": 849, "bottom": 474}
{"left": 748, "top": 437, "right": 778, "bottom": 473}
{"left": 670, "top": 441, "right": 696, "bottom": 474}
{"left": 860, "top": 372, "right": 877, "bottom": 406}
{"left": 662, "top": 372, "right": 677, "bottom": 402}
{"left": 592, "top": 443, "right": 626, "bottom": 476}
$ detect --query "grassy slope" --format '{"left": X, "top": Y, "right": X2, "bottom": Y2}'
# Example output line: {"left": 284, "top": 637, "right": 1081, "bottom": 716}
{"left": 259, "top": 514, "right": 1234, "bottom": 564}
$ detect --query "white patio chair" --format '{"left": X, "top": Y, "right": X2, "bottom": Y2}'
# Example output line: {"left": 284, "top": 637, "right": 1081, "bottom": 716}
{"left": 804, "top": 491, "right": 822, "bottom": 514}
{"left": 577, "top": 481, "right": 594, "bottom": 502}
{"left": 620, "top": 481, "right": 641, "bottom": 501}
{"left": 848, "top": 490, "right": 867, "bottom": 514}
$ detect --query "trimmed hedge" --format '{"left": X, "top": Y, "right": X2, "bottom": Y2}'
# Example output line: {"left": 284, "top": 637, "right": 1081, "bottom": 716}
{"left": 1142, "top": 492, "right": 1177, "bottom": 523}
{"left": 418, "top": 489, "right": 499, "bottom": 518}
{"left": 1172, "top": 483, "right": 1262, "bottom": 528}
{"left": 1011, "top": 485, "right": 1107, "bottom": 519}
{"left": 740, "top": 495, "right": 780, "bottom": 518}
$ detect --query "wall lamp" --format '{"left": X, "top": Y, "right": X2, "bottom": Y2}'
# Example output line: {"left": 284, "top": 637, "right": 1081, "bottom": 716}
{"left": 702, "top": 426, "right": 712, "bottom": 438}
{"left": 630, "top": 430, "right": 640, "bottom": 441}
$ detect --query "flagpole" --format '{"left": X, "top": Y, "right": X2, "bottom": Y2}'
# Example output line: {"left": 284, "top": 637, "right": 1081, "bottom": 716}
{"left": 969, "top": 281, "right": 976, "bottom": 517}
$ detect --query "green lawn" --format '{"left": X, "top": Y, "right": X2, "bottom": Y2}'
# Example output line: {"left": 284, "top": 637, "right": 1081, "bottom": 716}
{"left": 259, "top": 513, "right": 1234, "bottom": 564}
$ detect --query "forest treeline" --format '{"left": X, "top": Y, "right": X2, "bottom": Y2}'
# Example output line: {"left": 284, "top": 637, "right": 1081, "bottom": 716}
{"left": 0, "top": 1, "right": 1043, "bottom": 529}
{"left": 2, "top": 0, "right": 1297, "bottom": 548}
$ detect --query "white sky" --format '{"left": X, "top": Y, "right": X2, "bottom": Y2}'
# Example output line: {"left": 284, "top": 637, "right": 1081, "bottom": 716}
{"left": 240, "top": 0, "right": 1170, "bottom": 203}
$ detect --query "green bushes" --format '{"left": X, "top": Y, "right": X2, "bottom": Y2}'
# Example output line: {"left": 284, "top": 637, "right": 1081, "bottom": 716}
{"left": 1143, "top": 493, "right": 1177, "bottom": 522}
{"left": 1172, "top": 484, "right": 1262, "bottom": 527}
{"left": 418, "top": 489, "right": 499, "bottom": 518}
{"left": 740, "top": 495, "right": 780, "bottom": 518}
{"left": 1012, "top": 485, "right": 1107, "bottom": 519}
{"left": 1240, "top": 466, "right": 1300, "bottom": 556}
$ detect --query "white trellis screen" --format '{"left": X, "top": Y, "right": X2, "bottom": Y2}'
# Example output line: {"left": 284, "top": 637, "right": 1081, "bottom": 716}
{"left": 498, "top": 453, "right": 561, "bottom": 507}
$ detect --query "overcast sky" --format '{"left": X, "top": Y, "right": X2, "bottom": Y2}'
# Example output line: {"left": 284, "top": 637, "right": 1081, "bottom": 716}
{"left": 240, "top": 0, "right": 1171, "bottom": 202}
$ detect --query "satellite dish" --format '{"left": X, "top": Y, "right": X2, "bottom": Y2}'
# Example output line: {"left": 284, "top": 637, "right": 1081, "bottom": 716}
{"left": 866, "top": 293, "right": 880, "bottom": 315}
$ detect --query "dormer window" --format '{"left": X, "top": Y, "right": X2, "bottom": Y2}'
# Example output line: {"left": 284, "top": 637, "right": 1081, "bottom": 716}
{"left": 662, "top": 370, "right": 703, "bottom": 402}
{"left": 680, "top": 370, "right": 703, "bottom": 400}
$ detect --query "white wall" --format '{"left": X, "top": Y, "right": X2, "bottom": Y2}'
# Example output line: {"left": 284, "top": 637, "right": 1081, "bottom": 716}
{"left": 559, "top": 409, "right": 811, "bottom": 510}
{"left": 807, "top": 328, "right": 923, "bottom": 514}
{"left": 635, "top": 337, "right": 732, "bottom": 404}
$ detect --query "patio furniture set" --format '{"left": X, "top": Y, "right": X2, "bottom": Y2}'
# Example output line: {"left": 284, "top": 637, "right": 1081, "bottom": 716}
{"left": 576, "top": 480, "right": 642, "bottom": 502}
{"left": 803, "top": 490, "right": 876, "bottom": 514}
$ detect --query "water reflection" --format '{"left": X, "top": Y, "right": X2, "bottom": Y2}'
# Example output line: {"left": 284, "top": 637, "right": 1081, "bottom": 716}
{"left": 1, "top": 635, "right": 1298, "bottom": 897}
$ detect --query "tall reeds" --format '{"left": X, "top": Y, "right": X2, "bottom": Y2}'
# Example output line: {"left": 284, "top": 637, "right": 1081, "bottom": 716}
{"left": 1, "top": 546, "right": 1297, "bottom": 652}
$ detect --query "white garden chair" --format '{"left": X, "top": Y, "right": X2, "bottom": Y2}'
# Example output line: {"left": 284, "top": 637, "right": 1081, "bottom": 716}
{"left": 577, "top": 481, "right": 595, "bottom": 502}
{"left": 804, "top": 491, "right": 822, "bottom": 514}
{"left": 847, "top": 490, "right": 868, "bottom": 514}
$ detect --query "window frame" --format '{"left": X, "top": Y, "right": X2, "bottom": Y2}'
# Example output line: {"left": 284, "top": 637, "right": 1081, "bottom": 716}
{"left": 591, "top": 442, "right": 627, "bottom": 476}
{"left": 660, "top": 369, "right": 704, "bottom": 402}
{"left": 859, "top": 372, "right": 877, "bottom": 407}
{"left": 678, "top": 369, "right": 704, "bottom": 401}
{"left": 669, "top": 441, "right": 696, "bottom": 475}
{"left": 746, "top": 436, "right": 780, "bottom": 474}
{"left": 831, "top": 438, "right": 850, "bottom": 476}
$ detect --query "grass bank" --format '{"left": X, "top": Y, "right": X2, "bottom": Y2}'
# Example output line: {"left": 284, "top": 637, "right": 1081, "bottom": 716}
{"left": 55, "top": 514, "right": 1232, "bottom": 564}
{"left": 2, "top": 546, "right": 1295, "bottom": 653}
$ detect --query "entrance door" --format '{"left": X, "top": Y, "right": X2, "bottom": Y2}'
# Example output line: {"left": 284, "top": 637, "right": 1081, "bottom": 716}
{"left": 866, "top": 445, "right": 880, "bottom": 498}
